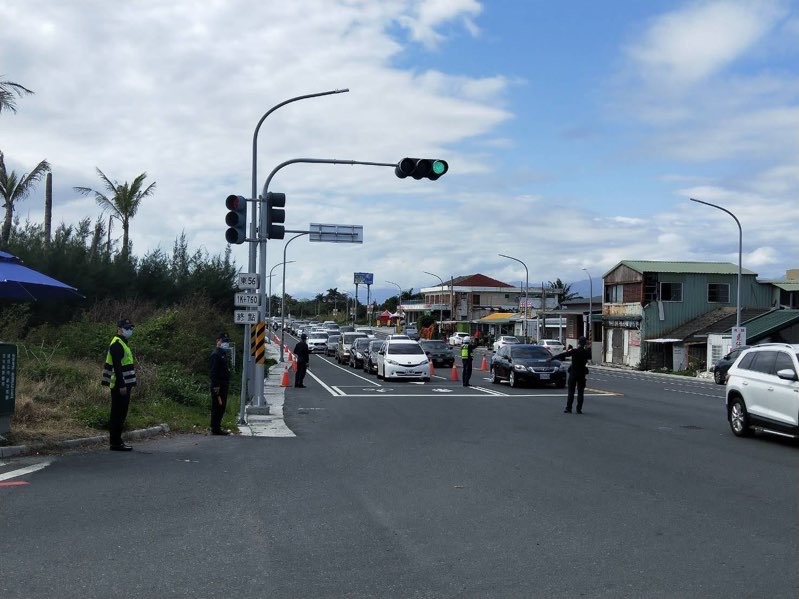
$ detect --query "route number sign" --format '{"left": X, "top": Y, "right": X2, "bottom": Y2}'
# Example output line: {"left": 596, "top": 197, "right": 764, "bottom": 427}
{"left": 237, "top": 273, "right": 259, "bottom": 289}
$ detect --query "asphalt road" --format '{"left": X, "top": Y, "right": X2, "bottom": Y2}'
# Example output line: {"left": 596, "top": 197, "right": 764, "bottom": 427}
{"left": 1, "top": 342, "right": 797, "bottom": 598}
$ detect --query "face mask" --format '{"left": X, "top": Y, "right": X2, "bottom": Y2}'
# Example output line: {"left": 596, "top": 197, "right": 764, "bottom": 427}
{"left": 220, "top": 342, "right": 230, "bottom": 350}
{"left": 122, "top": 328, "right": 133, "bottom": 339}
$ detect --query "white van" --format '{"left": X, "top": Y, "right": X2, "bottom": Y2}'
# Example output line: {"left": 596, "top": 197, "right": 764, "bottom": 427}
{"left": 377, "top": 339, "right": 430, "bottom": 382}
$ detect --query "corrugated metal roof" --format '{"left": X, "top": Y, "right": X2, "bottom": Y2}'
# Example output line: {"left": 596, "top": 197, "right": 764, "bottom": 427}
{"left": 478, "top": 312, "right": 515, "bottom": 323}
{"left": 742, "top": 309, "right": 799, "bottom": 340}
{"left": 603, "top": 260, "right": 756, "bottom": 277}
{"left": 768, "top": 282, "right": 799, "bottom": 292}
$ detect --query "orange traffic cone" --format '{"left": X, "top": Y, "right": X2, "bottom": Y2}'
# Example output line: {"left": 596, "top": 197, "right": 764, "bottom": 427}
{"left": 480, "top": 355, "right": 489, "bottom": 371}
{"left": 280, "top": 367, "right": 291, "bottom": 387}
{"left": 429, "top": 360, "right": 436, "bottom": 376}
{"left": 450, "top": 364, "right": 459, "bottom": 382}
{"left": 290, "top": 354, "right": 297, "bottom": 371}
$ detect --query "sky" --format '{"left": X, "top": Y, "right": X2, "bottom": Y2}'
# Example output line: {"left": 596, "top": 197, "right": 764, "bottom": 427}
{"left": 2, "top": 0, "right": 799, "bottom": 303}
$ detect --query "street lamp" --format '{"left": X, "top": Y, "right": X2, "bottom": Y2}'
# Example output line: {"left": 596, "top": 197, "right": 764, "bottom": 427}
{"left": 690, "top": 198, "right": 742, "bottom": 331}
{"left": 582, "top": 268, "right": 593, "bottom": 341}
{"left": 499, "top": 253, "right": 529, "bottom": 343}
{"left": 423, "top": 271, "right": 446, "bottom": 326}
{"left": 386, "top": 280, "right": 402, "bottom": 332}
{"left": 279, "top": 233, "right": 309, "bottom": 362}
{"left": 268, "top": 261, "right": 294, "bottom": 319}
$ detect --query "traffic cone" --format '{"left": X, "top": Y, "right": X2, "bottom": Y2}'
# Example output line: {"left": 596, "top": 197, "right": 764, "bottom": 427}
{"left": 450, "top": 364, "right": 459, "bottom": 381}
{"left": 290, "top": 354, "right": 297, "bottom": 371}
{"left": 280, "top": 367, "right": 291, "bottom": 387}
{"left": 429, "top": 360, "right": 436, "bottom": 376}
{"left": 480, "top": 355, "right": 489, "bottom": 371}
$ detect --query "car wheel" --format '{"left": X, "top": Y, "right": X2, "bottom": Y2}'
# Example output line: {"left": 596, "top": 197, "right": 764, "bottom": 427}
{"left": 422, "top": 377, "right": 430, "bottom": 383}
{"left": 714, "top": 369, "right": 724, "bottom": 385}
{"left": 728, "top": 396, "right": 752, "bottom": 437}
{"left": 490, "top": 366, "right": 500, "bottom": 384}
{"left": 509, "top": 371, "right": 519, "bottom": 388}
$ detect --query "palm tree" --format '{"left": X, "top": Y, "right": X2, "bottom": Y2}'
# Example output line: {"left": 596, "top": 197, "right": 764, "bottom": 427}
{"left": 0, "top": 151, "right": 51, "bottom": 245}
{"left": 548, "top": 278, "right": 579, "bottom": 307}
{"left": 0, "top": 78, "right": 33, "bottom": 115}
{"left": 74, "top": 168, "right": 156, "bottom": 261}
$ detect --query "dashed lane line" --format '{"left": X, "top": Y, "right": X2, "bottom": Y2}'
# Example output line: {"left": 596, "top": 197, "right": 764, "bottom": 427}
{"left": 0, "top": 460, "right": 52, "bottom": 483}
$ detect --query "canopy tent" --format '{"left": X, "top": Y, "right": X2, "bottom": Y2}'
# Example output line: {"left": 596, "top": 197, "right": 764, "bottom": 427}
{"left": 0, "top": 251, "right": 82, "bottom": 301}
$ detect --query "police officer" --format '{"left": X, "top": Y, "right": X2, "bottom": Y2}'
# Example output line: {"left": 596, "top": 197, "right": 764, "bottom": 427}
{"left": 209, "top": 332, "right": 231, "bottom": 435}
{"left": 293, "top": 333, "right": 310, "bottom": 388}
{"left": 102, "top": 318, "right": 137, "bottom": 451}
{"left": 550, "top": 336, "right": 592, "bottom": 414}
{"left": 461, "top": 336, "right": 477, "bottom": 387}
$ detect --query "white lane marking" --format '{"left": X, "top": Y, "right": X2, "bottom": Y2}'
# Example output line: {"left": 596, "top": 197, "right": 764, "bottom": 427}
{"left": 306, "top": 370, "right": 344, "bottom": 396}
{"left": 663, "top": 387, "right": 725, "bottom": 399}
{"left": 470, "top": 385, "right": 508, "bottom": 396}
{"left": 0, "top": 460, "right": 52, "bottom": 482}
{"left": 320, "top": 358, "right": 381, "bottom": 386}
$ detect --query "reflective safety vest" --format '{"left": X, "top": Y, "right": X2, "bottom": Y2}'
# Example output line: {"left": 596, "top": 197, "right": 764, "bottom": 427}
{"left": 102, "top": 336, "right": 137, "bottom": 389}
{"left": 461, "top": 344, "right": 471, "bottom": 359}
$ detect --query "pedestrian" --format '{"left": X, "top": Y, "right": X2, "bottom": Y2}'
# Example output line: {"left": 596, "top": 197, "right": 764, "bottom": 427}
{"left": 461, "top": 337, "right": 477, "bottom": 386}
{"left": 550, "top": 336, "right": 592, "bottom": 414}
{"left": 209, "top": 332, "right": 231, "bottom": 435}
{"left": 101, "top": 318, "right": 137, "bottom": 451}
{"left": 293, "top": 333, "right": 310, "bottom": 388}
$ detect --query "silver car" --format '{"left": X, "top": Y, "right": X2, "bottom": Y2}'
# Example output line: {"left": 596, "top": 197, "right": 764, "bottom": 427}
{"left": 363, "top": 340, "right": 384, "bottom": 374}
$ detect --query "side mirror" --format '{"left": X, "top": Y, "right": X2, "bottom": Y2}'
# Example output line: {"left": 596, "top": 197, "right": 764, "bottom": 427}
{"left": 378, "top": 350, "right": 385, "bottom": 355}
{"left": 776, "top": 368, "right": 798, "bottom": 381}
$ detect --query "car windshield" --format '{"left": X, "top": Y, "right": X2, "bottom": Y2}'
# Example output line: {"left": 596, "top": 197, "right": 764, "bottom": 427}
{"left": 387, "top": 344, "right": 425, "bottom": 355}
{"left": 512, "top": 346, "right": 551, "bottom": 360}
{"left": 353, "top": 339, "right": 370, "bottom": 349}
{"left": 309, "top": 333, "right": 328, "bottom": 340}
{"left": 502, "top": 337, "right": 518, "bottom": 342}
{"left": 422, "top": 341, "right": 448, "bottom": 350}
{"left": 327, "top": 335, "right": 340, "bottom": 343}
{"left": 343, "top": 333, "right": 367, "bottom": 343}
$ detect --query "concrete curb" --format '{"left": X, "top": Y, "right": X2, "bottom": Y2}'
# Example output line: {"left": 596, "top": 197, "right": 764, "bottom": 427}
{"left": 0, "top": 423, "right": 171, "bottom": 458}
{"left": 590, "top": 364, "right": 716, "bottom": 383}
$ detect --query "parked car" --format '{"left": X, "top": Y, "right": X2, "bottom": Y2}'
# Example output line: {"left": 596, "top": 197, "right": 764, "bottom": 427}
{"left": 349, "top": 338, "right": 372, "bottom": 368}
{"left": 419, "top": 339, "right": 455, "bottom": 368}
{"left": 377, "top": 338, "right": 430, "bottom": 382}
{"left": 539, "top": 339, "right": 565, "bottom": 356}
{"left": 492, "top": 335, "right": 520, "bottom": 352}
{"left": 711, "top": 345, "right": 750, "bottom": 384}
{"left": 325, "top": 334, "right": 341, "bottom": 356}
{"left": 404, "top": 325, "right": 419, "bottom": 340}
{"left": 725, "top": 343, "right": 799, "bottom": 439}
{"left": 307, "top": 331, "right": 329, "bottom": 353}
{"left": 339, "top": 325, "right": 355, "bottom": 333}
{"left": 448, "top": 332, "right": 471, "bottom": 346}
{"left": 336, "top": 332, "right": 368, "bottom": 364}
{"left": 490, "top": 344, "right": 567, "bottom": 388}
{"left": 355, "top": 327, "right": 376, "bottom": 338}
{"left": 363, "top": 340, "right": 384, "bottom": 374}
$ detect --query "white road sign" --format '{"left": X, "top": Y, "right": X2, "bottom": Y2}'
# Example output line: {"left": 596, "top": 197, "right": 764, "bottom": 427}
{"left": 237, "top": 273, "right": 259, "bottom": 289}
{"left": 234, "top": 292, "right": 260, "bottom": 307}
{"left": 234, "top": 310, "right": 259, "bottom": 325}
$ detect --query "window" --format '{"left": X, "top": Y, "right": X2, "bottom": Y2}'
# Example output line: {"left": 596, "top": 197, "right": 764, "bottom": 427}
{"left": 749, "top": 351, "right": 777, "bottom": 375}
{"left": 605, "top": 285, "right": 623, "bottom": 303}
{"left": 774, "top": 352, "right": 795, "bottom": 375}
{"left": 660, "top": 282, "right": 682, "bottom": 302}
{"left": 472, "top": 294, "right": 480, "bottom": 306}
{"left": 708, "top": 283, "right": 730, "bottom": 303}
{"left": 737, "top": 352, "right": 755, "bottom": 370}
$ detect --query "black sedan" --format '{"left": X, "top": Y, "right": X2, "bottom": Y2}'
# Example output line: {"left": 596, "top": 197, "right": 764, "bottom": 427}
{"left": 419, "top": 339, "right": 455, "bottom": 368}
{"left": 490, "top": 344, "right": 567, "bottom": 388}
{"left": 711, "top": 345, "right": 750, "bottom": 384}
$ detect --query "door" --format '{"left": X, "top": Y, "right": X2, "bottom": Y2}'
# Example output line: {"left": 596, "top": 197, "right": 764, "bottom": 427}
{"left": 767, "top": 351, "right": 799, "bottom": 427}
{"left": 611, "top": 329, "right": 624, "bottom": 365}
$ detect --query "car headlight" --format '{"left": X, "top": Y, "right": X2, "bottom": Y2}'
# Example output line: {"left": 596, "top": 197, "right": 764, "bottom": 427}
{"left": 386, "top": 358, "right": 400, "bottom": 365}
{"left": 559, "top": 363, "right": 568, "bottom": 372}
{"left": 513, "top": 364, "right": 527, "bottom": 371}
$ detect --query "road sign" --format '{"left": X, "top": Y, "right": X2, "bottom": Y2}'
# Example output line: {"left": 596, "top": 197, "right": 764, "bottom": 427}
{"left": 237, "top": 273, "right": 259, "bottom": 289}
{"left": 234, "top": 310, "right": 258, "bottom": 325}
{"left": 234, "top": 292, "right": 260, "bottom": 307}
{"left": 309, "top": 223, "right": 363, "bottom": 243}
{"left": 354, "top": 272, "right": 374, "bottom": 285}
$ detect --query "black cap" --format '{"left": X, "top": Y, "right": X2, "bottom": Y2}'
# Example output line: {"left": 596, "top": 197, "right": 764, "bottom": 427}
{"left": 117, "top": 318, "right": 134, "bottom": 329}
{"left": 578, "top": 336, "right": 587, "bottom": 346}
{"left": 300, "top": 333, "right": 307, "bottom": 339}
{"left": 217, "top": 332, "right": 230, "bottom": 342}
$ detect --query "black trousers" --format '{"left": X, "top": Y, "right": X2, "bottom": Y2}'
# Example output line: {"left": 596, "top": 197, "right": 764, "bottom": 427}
{"left": 566, "top": 374, "right": 587, "bottom": 411}
{"left": 109, "top": 386, "right": 131, "bottom": 446}
{"left": 210, "top": 383, "right": 229, "bottom": 432}
{"left": 295, "top": 361, "right": 308, "bottom": 386}
{"left": 462, "top": 358, "right": 473, "bottom": 386}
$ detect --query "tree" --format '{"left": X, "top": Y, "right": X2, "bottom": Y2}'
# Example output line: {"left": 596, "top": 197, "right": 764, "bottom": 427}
{"left": 0, "top": 151, "right": 51, "bottom": 245}
{"left": 74, "top": 168, "right": 156, "bottom": 261}
{"left": 547, "top": 278, "right": 579, "bottom": 307}
{"left": 0, "top": 78, "right": 33, "bottom": 115}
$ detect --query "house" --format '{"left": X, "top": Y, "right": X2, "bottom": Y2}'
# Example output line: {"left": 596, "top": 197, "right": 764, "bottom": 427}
{"left": 601, "top": 260, "right": 772, "bottom": 369}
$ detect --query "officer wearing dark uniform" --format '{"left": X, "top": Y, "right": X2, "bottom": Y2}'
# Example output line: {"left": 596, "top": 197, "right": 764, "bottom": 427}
{"left": 461, "top": 338, "right": 477, "bottom": 387}
{"left": 102, "top": 318, "right": 137, "bottom": 451}
{"left": 293, "top": 333, "right": 310, "bottom": 388}
{"left": 209, "top": 332, "right": 231, "bottom": 435}
{"left": 551, "top": 336, "right": 592, "bottom": 413}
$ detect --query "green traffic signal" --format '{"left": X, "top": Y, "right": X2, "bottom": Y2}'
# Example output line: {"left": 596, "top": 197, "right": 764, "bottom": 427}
{"left": 395, "top": 158, "right": 448, "bottom": 181}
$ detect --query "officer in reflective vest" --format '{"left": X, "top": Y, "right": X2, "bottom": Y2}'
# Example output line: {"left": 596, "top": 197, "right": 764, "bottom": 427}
{"left": 460, "top": 337, "right": 476, "bottom": 387}
{"left": 102, "top": 318, "right": 137, "bottom": 451}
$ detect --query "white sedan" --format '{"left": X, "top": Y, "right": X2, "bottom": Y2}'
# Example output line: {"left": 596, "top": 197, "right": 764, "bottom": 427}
{"left": 492, "top": 335, "right": 520, "bottom": 352}
{"left": 448, "top": 332, "right": 471, "bottom": 346}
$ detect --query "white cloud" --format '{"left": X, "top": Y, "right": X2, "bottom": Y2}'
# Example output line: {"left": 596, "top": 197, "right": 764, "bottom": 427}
{"left": 399, "top": 0, "right": 482, "bottom": 48}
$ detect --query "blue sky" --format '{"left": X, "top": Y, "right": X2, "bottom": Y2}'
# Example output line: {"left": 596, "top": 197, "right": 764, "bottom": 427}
{"left": 2, "top": 0, "right": 798, "bottom": 302}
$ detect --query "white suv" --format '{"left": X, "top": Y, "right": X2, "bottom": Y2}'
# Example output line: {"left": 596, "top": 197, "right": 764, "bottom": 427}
{"left": 725, "top": 343, "right": 799, "bottom": 439}
{"left": 377, "top": 339, "right": 430, "bottom": 382}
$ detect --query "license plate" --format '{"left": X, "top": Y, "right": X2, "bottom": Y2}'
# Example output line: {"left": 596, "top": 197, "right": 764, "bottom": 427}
{"left": 539, "top": 374, "right": 550, "bottom": 380}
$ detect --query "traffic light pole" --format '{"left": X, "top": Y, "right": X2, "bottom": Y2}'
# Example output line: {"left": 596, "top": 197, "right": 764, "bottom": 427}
{"left": 239, "top": 88, "right": 348, "bottom": 423}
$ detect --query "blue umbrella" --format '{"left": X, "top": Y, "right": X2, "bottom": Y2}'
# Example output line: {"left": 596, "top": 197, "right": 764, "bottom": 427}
{"left": 0, "top": 250, "right": 82, "bottom": 301}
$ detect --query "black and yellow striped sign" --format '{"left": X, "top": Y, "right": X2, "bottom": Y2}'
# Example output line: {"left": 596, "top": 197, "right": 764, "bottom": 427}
{"left": 250, "top": 322, "right": 266, "bottom": 364}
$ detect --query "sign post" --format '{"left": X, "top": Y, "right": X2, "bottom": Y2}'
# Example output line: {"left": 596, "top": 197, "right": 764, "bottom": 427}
{"left": 732, "top": 326, "right": 747, "bottom": 348}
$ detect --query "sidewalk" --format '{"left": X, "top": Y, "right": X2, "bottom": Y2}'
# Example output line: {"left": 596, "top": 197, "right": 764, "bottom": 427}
{"left": 237, "top": 338, "right": 295, "bottom": 438}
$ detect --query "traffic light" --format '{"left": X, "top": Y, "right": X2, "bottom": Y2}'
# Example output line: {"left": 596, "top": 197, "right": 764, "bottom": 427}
{"left": 225, "top": 195, "right": 247, "bottom": 244}
{"left": 265, "top": 192, "right": 286, "bottom": 240}
{"left": 395, "top": 158, "right": 448, "bottom": 181}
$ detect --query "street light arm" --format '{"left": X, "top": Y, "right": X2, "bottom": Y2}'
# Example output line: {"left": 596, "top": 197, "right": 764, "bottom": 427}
{"left": 280, "top": 233, "right": 309, "bottom": 361}
{"left": 499, "top": 253, "right": 529, "bottom": 342}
